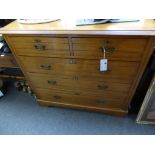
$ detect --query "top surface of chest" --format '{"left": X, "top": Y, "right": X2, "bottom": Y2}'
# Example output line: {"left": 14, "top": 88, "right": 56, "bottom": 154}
{"left": 1, "top": 19, "right": 155, "bottom": 36}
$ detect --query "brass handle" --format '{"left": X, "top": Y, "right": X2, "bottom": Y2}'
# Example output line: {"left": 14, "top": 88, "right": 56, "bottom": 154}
{"left": 53, "top": 95, "right": 61, "bottom": 99}
{"left": 47, "top": 80, "right": 57, "bottom": 85}
{"left": 99, "top": 46, "right": 115, "bottom": 53}
{"left": 96, "top": 100, "right": 105, "bottom": 104}
{"left": 34, "top": 44, "right": 46, "bottom": 50}
{"left": 34, "top": 39, "right": 41, "bottom": 43}
{"left": 40, "top": 64, "right": 51, "bottom": 70}
{"left": 97, "top": 85, "right": 108, "bottom": 90}
{"left": 105, "top": 46, "right": 115, "bottom": 52}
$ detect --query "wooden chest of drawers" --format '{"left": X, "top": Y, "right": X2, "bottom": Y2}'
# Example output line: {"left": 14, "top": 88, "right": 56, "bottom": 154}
{"left": 4, "top": 34, "right": 155, "bottom": 116}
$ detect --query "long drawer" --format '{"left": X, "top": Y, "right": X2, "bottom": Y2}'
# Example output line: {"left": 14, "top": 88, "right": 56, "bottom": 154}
{"left": 19, "top": 56, "right": 139, "bottom": 83}
{"left": 27, "top": 72, "right": 131, "bottom": 93}
{"left": 72, "top": 37, "right": 148, "bottom": 61}
{"left": 35, "top": 88, "right": 127, "bottom": 109}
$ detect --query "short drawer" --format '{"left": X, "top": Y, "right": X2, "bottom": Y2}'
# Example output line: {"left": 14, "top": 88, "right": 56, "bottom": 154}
{"left": 0, "top": 54, "right": 18, "bottom": 68}
{"left": 9, "top": 36, "right": 70, "bottom": 57}
{"left": 19, "top": 56, "right": 139, "bottom": 83}
{"left": 27, "top": 72, "right": 131, "bottom": 94}
{"left": 35, "top": 88, "right": 127, "bottom": 109}
{"left": 10, "top": 36, "right": 68, "bottom": 43}
{"left": 72, "top": 37, "right": 148, "bottom": 60}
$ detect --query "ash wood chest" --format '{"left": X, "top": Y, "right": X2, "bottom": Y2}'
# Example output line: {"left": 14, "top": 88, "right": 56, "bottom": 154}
{"left": 2, "top": 20, "right": 155, "bottom": 116}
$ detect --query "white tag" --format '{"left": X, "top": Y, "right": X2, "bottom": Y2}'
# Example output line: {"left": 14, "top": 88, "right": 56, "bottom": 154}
{"left": 0, "top": 90, "right": 4, "bottom": 97}
{"left": 100, "top": 59, "right": 108, "bottom": 71}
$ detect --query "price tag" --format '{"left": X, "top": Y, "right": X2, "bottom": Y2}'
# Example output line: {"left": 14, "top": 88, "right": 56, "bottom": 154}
{"left": 100, "top": 59, "right": 108, "bottom": 71}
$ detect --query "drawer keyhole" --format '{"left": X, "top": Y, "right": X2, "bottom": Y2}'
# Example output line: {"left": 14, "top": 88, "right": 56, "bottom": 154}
{"left": 96, "top": 100, "right": 105, "bottom": 104}
{"left": 97, "top": 85, "right": 108, "bottom": 90}
{"left": 53, "top": 95, "right": 61, "bottom": 99}
{"left": 40, "top": 64, "right": 51, "bottom": 70}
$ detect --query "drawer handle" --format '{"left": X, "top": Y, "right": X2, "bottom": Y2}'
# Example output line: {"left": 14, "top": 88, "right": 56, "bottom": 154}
{"left": 96, "top": 100, "right": 105, "bottom": 104}
{"left": 34, "top": 44, "right": 46, "bottom": 50}
{"left": 40, "top": 64, "right": 51, "bottom": 70}
{"left": 47, "top": 80, "right": 57, "bottom": 85}
{"left": 99, "top": 46, "right": 115, "bottom": 53}
{"left": 53, "top": 95, "right": 61, "bottom": 99}
{"left": 97, "top": 85, "right": 108, "bottom": 90}
{"left": 34, "top": 39, "right": 41, "bottom": 43}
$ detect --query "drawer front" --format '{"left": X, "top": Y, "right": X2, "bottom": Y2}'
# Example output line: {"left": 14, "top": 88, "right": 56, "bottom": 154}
{"left": 27, "top": 72, "right": 131, "bottom": 93}
{"left": 0, "top": 55, "right": 18, "bottom": 68}
{"left": 72, "top": 37, "right": 148, "bottom": 60}
{"left": 14, "top": 42, "right": 69, "bottom": 50}
{"left": 35, "top": 88, "right": 126, "bottom": 109}
{"left": 19, "top": 56, "right": 139, "bottom": 83}
{"left": 10, "top": 36, "right": 70, "bottom": 57}
{"left": 10, "top": 36, "right": 69, "bottom": 43}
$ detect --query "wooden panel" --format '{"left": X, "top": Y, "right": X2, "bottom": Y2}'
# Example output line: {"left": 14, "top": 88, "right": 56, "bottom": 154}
{"left": 35, "top": 88, "right": 127, "bottom": 109}
{"left": 27, "top": 72, "right": 131, "bottom": 94}
{"left": 38, "top": 99, "right": 127, "bottom": 116}
{"left": 73, "top": 50, "right": 143, "bottom": 61}
{"left": 0, "top": 55, "right": 18, "bottom": 68}
{"left": 72, "top": 37, "right": 148, "bottom": 52}
{"left": 14, "top": 49, "right": 70, "bottom": 57}
{"left": 72, "top": 37, "right": 148, "bottom": 60}
{"left": 9, "top": 36, "right": 70, "bottom": 57}
{"left": 9, "top": 36, "right": 68, "bottom": 43}
{"left": 1, "top": 20, "right": 155, "bottom": 36}
{"left": 19, "top": 56, "right": 139, "bottom": 83}
{"left": 13, "top": 42, "right": 69, "bottom": 50}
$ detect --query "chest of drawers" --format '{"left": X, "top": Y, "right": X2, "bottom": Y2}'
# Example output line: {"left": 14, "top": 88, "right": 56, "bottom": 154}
{"left": 3, "top": 32, "right": 155, "bottom": 116}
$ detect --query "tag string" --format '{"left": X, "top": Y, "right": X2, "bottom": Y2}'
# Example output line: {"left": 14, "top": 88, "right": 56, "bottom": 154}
{"left": 103, "top": 47, "right": 106, "bottom": 59}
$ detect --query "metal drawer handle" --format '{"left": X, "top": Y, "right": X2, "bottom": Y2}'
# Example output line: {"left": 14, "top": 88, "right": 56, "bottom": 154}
{"left": 47, "top": 80, "right": 57, "bottom": 85}
{"left": 34, "top": 39, "right": 41, "bottom": 43}
{"left": 97, "top": 85, "right": 108, "bottom": 90}
{"left": 96, "top": 100, "right": 105, "bottom": 104}
{"left": 34, "top": 44, "right": 46, "bottom": 50}
{"left": 99, "top": 46, "right": 115, "bottom": 53}
{"left": 53, "top": 95, "right": 61, "bottom": 99}
{"left": 40, "top": 64, "right": 51, "bottom": 70}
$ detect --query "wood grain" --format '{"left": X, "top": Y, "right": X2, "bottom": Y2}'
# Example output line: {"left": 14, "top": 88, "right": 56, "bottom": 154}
{"left": 1, "top": 19, "right": 155, "bottom": 36}
{"left": 35, "top": 88, "right": 127, "bottom": 109}
{"left": 18, "top": 56, "right": 139, "bottom": 83}
{"left": 0, "top": 54, "right": 18, "bottom": 68}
